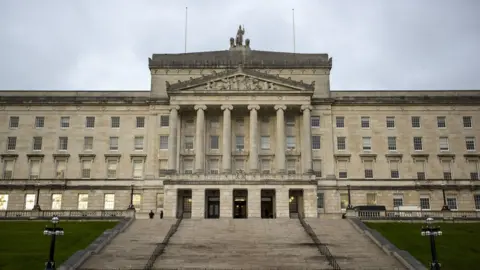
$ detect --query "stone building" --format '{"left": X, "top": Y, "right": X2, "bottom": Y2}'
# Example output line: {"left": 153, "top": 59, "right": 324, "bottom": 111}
{"left": 1, "top": 31, "right": 480, "bottom": 218}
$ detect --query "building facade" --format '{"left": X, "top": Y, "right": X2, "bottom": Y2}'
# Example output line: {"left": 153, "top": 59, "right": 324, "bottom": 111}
{"left": 1, "top": 35, "right": 480, "bottom": 218}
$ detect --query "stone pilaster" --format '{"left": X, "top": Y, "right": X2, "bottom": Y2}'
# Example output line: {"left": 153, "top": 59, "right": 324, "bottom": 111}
{"left": 220, "top": 188, "right": 233, "bottom": 218}
{"left": 248, "top": 105, "right": 260, "bottom": 173}
{"left": 168, "top": 106, "right": 180, "bottom": 172}
{"left": 145, "top": 113, "right": 158, "bottom": 179}
{"left": 276, "top": 188, "right": 289, "bottom": 218}
{"left": 274, "top": 105, "right": 287, "bottom": 174}
{"left": 194, "top": 105, "right": 207, "bottom": 174}
{"left": 247, "top": 188, "right": 261, "bottom": 217}
{"left": 191, "top": 188, "right": 205, "bottom": 218}
{"left": 303, "top": 188, "right": 318, "bottom": 218}
{"left": 163, "top": 188, "right": 177, "bottom": 218}
{"left": 301, "top": 105, "right": 313, "bottom": 174}
{"left": 221, "top": 105, "right": 233, "bottom": 173}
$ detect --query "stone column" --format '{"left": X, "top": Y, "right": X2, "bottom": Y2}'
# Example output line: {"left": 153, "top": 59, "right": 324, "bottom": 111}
{"left": 194, "top": 105, "right": 207, "bottom": 174}
{"left": 303, "top": 188, "right": 318, "bottom": 218}
{"left": 145, "top": 114, "right": 158, "bottom": 179}
{"left": 221, "top": 105, "right": 233, "bottom": 173}
{"left": 191, "top": 188, "right": 205, "bottom": 218}
{"left": 248, "top": 105, "right": 260, "bottom": 173}
{"left": 168, "top": 106, "right": 180, "bottom": 172}
{"left": 276, "top": 188, "right": 289, "bottom": 218}
{"left": 220, "top": 188, "right": 233, "bottom": 218}
{"left": 274, "top": 105, "right": 287, "bottom": 174}
{"left": 301, "top": 105, "right": 313, "bottom": 174}
{"left": 163, "top": 188, "right": 177, "bottom": 218}
{"left": 247, "top": 188, "right": 261, "bottom": 217}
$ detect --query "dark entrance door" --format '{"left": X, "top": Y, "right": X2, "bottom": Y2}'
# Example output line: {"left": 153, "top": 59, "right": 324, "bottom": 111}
{"left": 261, "top": 197, "right": 273, "bottom": 218}
{"left": 207, "top": 197, "right": 220, "bottom": 218}
{"left": 234, "top": 198, "right": 247, "bottom": 219}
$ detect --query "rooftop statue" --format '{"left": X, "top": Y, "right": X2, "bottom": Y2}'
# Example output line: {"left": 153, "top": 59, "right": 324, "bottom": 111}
{"left": 235, "top": 25, "right": 245, "bottom": 46}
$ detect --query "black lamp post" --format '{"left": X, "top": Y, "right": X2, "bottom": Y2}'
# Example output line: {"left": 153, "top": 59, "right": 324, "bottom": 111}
{"left": 127, "top": 185, "right": 135, "bottom": 210}
{"left": 33, "top": 186, "right": 41, "bottom": 211}
{"left": 347, "top": 184, "right": 353, "bottom": 209}
{"left": 421, "top": 217, "right": 442, "bottom": 270}
{"left": 43, "top": 216, "right": 64, "bottom": 270}
{"left": 441, "top": 185, "right": 450, "bottom": 211}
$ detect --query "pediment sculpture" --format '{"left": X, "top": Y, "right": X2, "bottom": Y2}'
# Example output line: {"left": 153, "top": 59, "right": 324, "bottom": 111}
{"left": 202, "top": 75, "right": 280, "bottom": 91}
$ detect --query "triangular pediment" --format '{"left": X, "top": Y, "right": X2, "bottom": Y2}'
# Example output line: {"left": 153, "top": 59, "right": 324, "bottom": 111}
{"left": 166, "top": 67, "right": 315, "bottom": 92}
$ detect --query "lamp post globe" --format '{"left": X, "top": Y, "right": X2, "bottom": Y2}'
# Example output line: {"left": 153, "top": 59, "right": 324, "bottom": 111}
{"left": 421, "top": 217, "right": 442, "bottom": 270}
{"left": 43, "top": 215, "right": 64, "bottom": 270}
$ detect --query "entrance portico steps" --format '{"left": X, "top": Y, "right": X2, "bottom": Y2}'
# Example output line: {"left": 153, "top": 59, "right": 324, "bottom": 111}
{"left": 305, "top": 218, "right": 406, "bottom": 270}
{"left": 153, "top": 218, "right": 332, "bottom": 269}
{"left": 79, "top": 218, "right": 176, "bottom": 270}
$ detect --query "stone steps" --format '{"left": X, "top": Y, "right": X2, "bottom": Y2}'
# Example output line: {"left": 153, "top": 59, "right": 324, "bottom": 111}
{"left": 305, "top": 218, "right": 406, "bottom": 270}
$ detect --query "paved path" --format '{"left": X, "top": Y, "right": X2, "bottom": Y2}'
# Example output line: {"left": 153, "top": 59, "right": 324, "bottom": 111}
{"left": 154, "top": 218, "right": 332, "bottom": 269}
{"left": 79, "top": 219, "right": 175, "bottom": 270}
{"left": 305, "top": 218, "right": 406, "bottom": 270}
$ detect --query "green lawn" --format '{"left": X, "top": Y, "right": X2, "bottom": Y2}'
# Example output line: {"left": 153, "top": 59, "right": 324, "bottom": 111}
{"left": 365, "top": 222, "right": 480, "bottom": 270}
{"left": 0, "top": 220, "right": 118, "bottom": 270}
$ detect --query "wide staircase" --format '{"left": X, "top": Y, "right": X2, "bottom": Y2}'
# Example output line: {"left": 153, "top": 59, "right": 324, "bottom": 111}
{"left": 79, "top": 219, "right": 175, "bottom": 270}
{"left": 153, "top": 218, "right": 332, "bottom": 269}
{"left": 305, "top": 218, "right": 405, "bottom": 270}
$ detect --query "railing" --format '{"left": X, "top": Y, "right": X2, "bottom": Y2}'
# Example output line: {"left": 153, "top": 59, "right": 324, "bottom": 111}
{"left": 298, "top": 213, "right": 341, "bottom": 270}
{"left": 355, "top": 210, "right": 480, "bottom": 221}
{"left": 143, "top": 212, "right": 184, "bottom": 270}
{"left": 0, "top": 210, "right": 133, "bottom": 220}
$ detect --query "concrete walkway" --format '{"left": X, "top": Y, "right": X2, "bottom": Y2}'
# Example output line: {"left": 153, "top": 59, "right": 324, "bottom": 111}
{"left": 305, "top": 219, "right": 406, "bottom": 270}
{"left": 79, "top": 219, "right": 175, "bottom": 270}
{"left": 153, "top": 218, "right": 332, "bottom": 269}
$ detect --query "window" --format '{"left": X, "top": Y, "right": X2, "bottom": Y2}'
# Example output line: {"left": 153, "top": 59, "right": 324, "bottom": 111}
{"left": 107, "top": 160, "right": 118, "bottom": 179}
{"left": 111, "top": 116, "right": 120, "bottom": 128}
{"left": 235, "top": 136, "right": 245, "bottom": 151}
{"left": 134, "top": 136, "right": 144, "bottom": 150}
{"left": 260, "top": 136, "right": 270, "bottom": 150}
{"left": 210, "top": 117, "right": 220, "bottom": 129}
{"left": 437, "top": 116, "right": 446, "bottom": 128}
{"left": 338, "top": 160, "right": 347, "bottom": 179}
{"left": 132, "top": 194, "right": 142, "bottom": 211}
{"left": 29, "top": 160, "right": 40, "bottom": 179}
{"left": 159, "top": 135, "right": 169, "bottom": 150}
{"left": 25, "top": 194, "right": 36, "bottom": 210}
{"left": 415, "top": 160, "right": 426, "bottom": 180}
{"left": 337, "top": 137, "right": 346, "bottom": 150}
{"left": 210, "top": 136, "right": 219, "bottom": 150}
{"left": 33, "top": 137, "right": 42, "bottom": 151}
{"left": 420, "top": 196, "right": 430, "bottom": 210}
{"left": 364, "top": 160, "right": 373, "bottom": 178}
{"left": 286, "top": 116, "right": 295, "bottom": 127}
{"left": 287, "top": 160, "right": 296, "bottom": 174}
{"left": 35, "top": 116, "right": 45, "bottom": 128}
{"left": 336, "top": 116, "right": 344, "bottom": 128}
{"left": 386, "top": 116, "right": 395, "bottom": 128}
{"left": 158, "top": 159, "right": 168, "bottom": 176}
{"left": 463, "top": 116, "right": 472, "bottom": 128}
{"left": 55, "top": 160, "right": 66, "bottom": 179}
{"left": 312, "top": 136, "right": 321, "bottom": 150}
{"left": 362, "top": 137, "right": 371, "bottom": 151}
{"left": 209, "top": 159, "right": 219, "bottom": 174}
{"left": 361, "top": 116, "right": 370, "bottom": 128}
{"left": 439, "top": 137, "right": 449, "bottom": 151}
{"left": 442, "top": 160, "right": 452, "bottom": 180}
{"left": 133, "top": 160, "right": 144, "bottom": 179}
{"left": 413, "top": 137, "right": 423, "bottom": 151}
{"left": 313, "top": 160, "right": 322, "bottom": 177}
{"left": 7, "top": 137, "right": 16, "bottom": 151}
{"left": 366, "top": 193, "right": 377, "bottom": 205}
{"left": 317, "top": 193, "right": 324, "bottom": 208}
{"left": 184, "top": 136, "right": 194, "bottom": 150}
{"left": 109, "top": 137, "right": 119, "bottom": 151}
{"left": 390, "top": 161, "right": 400, "bottom": 178}
{"left": 183, "top": 159, "right": 193, "bottom": 174}
{"left": 136, "top": 117, "right": 145, "bottom": 128}
{"left": 51, "top": 194, "right": 62, "bottom": 210}
{"left": 60, "top": 116, "right": 70, "bottom": 128}
{"left": 286, "top": 136, "right": 296, "bottom": 150}
{"left": 411, "top": 116, "right": 421, "bottom": 128}
{"left": 311, "top": 116, "right": 320, "bottom": 128}
{"left": 474, "top": 195, "right": 480, "bottom": 210}
{"left": 468, "top": 160, "right": 479, "bottom": 180}
{"left": 261, "top": 159, "right": 271, "bottom": 174}
{"left": 340, "top": 193, "right": 348, "bottom": 209}
{"left": 387, "top": 137, "right": 397, "bottom": 151}
{"left": 184, "top": 118, "right": 195, "bottom": 130}
{"left": 0, "top": 194, "right": 9, "bottom": 210}
{"left": 235, "top": 159, "right": 245, "bottom": 172}
{"left": 85, "top": 116, "right": 95, "bottom": 128}
{"left": 446, "top": 197, "right": 457, "bottom": 210}
{"left": 160, "top": 115, "right": 169, "bottom": 127}
{"left": 84, "top": 137, "right": 93, "bottom": 151}
{"left": 81, "top": 160, "right": 92, "bottom": 179}
{"left": 78, "top": 194, "right": 89, "bottom": 210}
{"left": 9, "top": 116, "right": 19, "bottom": 128}
{"left": 3, "top": 160, "right": 14, "bottom": 179}
{"left": 58, "top": 137, "right": 68, "bottom": 150}
{"left": 393, "top": 195, "right": 404, "bottom": 208}
{"left": 466, "top": 137, "right": 476, "bottom": 151}
{"left": 104, "top": 194, "right": 115, "bottom": 210}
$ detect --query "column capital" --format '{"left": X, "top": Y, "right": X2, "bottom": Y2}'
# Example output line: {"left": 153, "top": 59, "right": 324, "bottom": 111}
{"left": 169, "top": 105, "right": 180, "bottom": 111}
{"left": 221, "top": 104, "right": 233, "bottom": 111}
{"left": 194, "top": 104, "right": 207, "bottom": 111}
{"left": 301, "top": 105, "right": 313, "bottom": 112}
{"left": 274, "top": 105, "right": 287, "bottom": 111}
{"left": 247, "top": 105, "right": 260, "bottom": 111}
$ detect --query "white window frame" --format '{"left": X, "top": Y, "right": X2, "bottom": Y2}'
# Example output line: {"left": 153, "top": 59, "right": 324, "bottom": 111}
{"left": 387, "top": 136, "right": 397, "bottom": 151}
{"left": 132, "top": 159, "right": 144, "bottom": 179}
{"left": 25, "top": 194, "right": 36, "bottom": 210}
{"left": 260, "top": 136, "right": 270, "bottom": 150}
{"left": 111, "top": 116, "right": 120, "bottom": 128}
{"left": 78, "top": 194, "right": 89, "bottom": 210}
{"left": 160, "top": 115, "right": 169, "bottom": 127}
{"left": 463, "top": 116, "right": 472, "bottom": 128}
{"left": 7, "top": 137, "right": 17, "bottom": 151}
{"left": 446, "top": 196, "right": 458, "bottom": 210}
{"left": 84, "top": 136, "right": 93, "bottom": 151}
{"left": 336, "top": 116, "right": 344, "bottom": 128}
{"left": 210, "top": 135, "right": 219, "bottom": 150}
{"left": 107, "top": 159, "right": 118, "bottom": 179}
{"left": 33, "top": 136, "right": 43, "bottom": 151}
{"left": 337, "top": 137, "right": 346, "bottom": 151}
{"left": 466, "top": 137, "right": 476, "bottom": 151}
{"left": 35, "top": 116, "right": 45, "bottom": 128}
{"left": 159, "top": 135, "right": 169, "bottom": 150}
{"left": 439, "top": 137, "right": 449, "bottom": 151}
{"left": 261, "top": 159, "right": 271, "bottom": 174}
{"left": 362, "top": 137, "right": 372, "bottom": 151}
{"left": 85, "top": 116, "right": 95, "bottom": 128}
{"left": 109, "top": 137, "right": 119, "bottom": 151}
{"left": 235, "top": 136, "right": 245, "bottom": 151}
{"left": 437, "top": 116, "right": 446, "bottom": 128}
{"left": 134, "top": 136, "right": 144, "bottom": 150}
{"left": 411, "top": 116, "right": 421, "bottom": 128}
{"left": 420, "top": 195, "right": 431, "bottom": 210}
{"left": 386, "top": 116, "right": 395, "bottom": 128}
{"left": 81, "top": 159, "right": 93, "bottom": 179}
{"left": 413, "top": 137, "right": 423, "bottom": 151}
{"left": 9, "top": 116, "right": 19, "bottom": 129}
{"left": 58, "top": 137, "right": 68, "bottom": 151}
{"left": 55, "top": 159, "right": 67, "bottom": 179}
{"left": 209, "top": 159, "right": 219, "bottom": 174}
{"left": 104, "top": 194, "right": 115, "bottom": 210}
{"left": 60, "top": 116, "right": 70, "bottom": 128}
{"left": 136, "top": 116, "right": 145, "bottom": 128}
{"left": 183, "top": 159, "right": 193, "bottom": 174}
{"left": 29, "top": 159, "right": 41, "bottom": 180}
{"left": 184, "top": 136, "right": 194, "bottom": 150}
{"left": 51, "top": 194, "right": 62, "bottom": 210}
{"left": 0, "top": 194, "right": 9, "bottom": 210}
{"left": 3, "top": 159, "right": 15, "bottom": 179}
{"left": 286, "top": 136, "right": 296, "bottom": 150}
{"left": 312, "top": 135, "right": 321, "bottom": 150}
{"left": 361, "top": 116, "right": 370, "bottom": 128}
{"left": 311, "top": 116, "right": 320, "bottom": 128}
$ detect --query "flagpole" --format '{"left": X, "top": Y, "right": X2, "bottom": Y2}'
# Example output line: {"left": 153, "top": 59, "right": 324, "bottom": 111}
{"left": 184, "top": 7, "right": 188, "bottom": 53}
{"left": 292, "top": 8, "right": 296, "bottom": 54}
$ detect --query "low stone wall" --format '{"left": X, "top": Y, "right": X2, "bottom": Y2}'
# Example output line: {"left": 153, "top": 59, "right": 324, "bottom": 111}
{"left": 58, "top": 217, "right": 134, "bottom": 270}
{"left": 347, "top": 218, "right": 426, "bottom": 270}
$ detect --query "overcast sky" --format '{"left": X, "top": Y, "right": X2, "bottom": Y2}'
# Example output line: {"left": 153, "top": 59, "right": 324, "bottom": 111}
{"left": 0, "top": 0, "right": 479, "bottom": 91}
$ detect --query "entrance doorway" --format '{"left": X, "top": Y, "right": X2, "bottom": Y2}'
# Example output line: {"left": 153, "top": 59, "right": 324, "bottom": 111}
{"left": 177, "top": 189, "right": 192, "bottom": 218}
{"left": 233, "top": 189, "right": 248, "bottom": 219}
{"left": 261, "top": 189, "right": 276, "bottom": 218}
{"left": 289, "top": 189, "right": 304, "bottom": 218}
{"left": 205, "top": 189, "right": 220, "bottom": 219}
